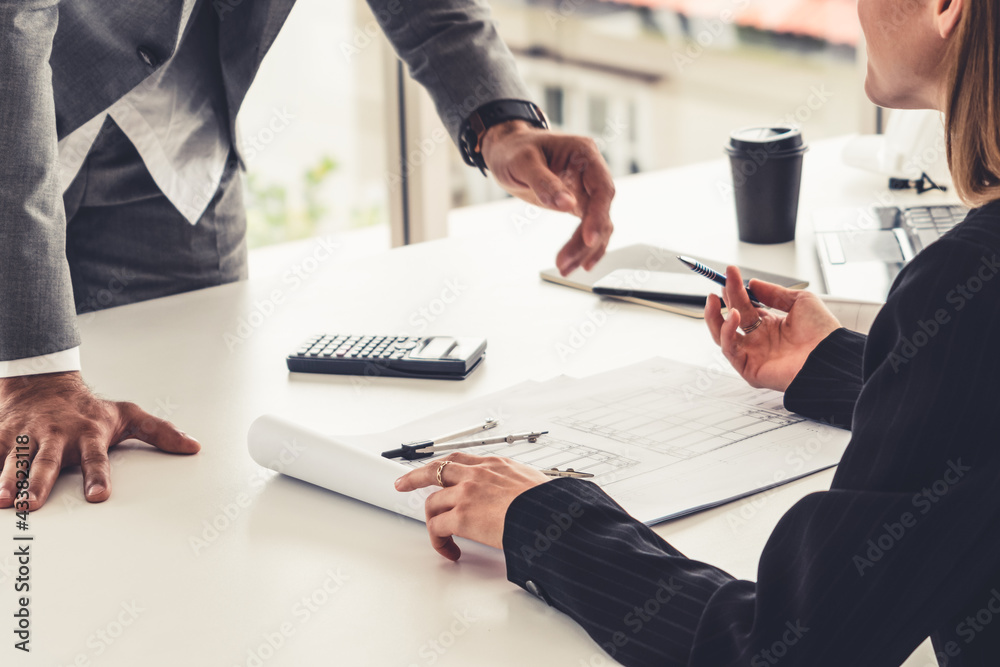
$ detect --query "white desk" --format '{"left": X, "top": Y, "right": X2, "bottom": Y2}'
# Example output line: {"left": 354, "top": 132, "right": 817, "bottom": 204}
{"left": 12, "top": 137, "right": 947, "bottom": 666}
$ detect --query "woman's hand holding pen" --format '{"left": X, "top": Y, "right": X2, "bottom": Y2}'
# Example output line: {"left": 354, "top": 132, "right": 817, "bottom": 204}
{"left": 395, "top": 452, "right": 550, "bottom": 561}
{"left": 705, "top": 266, "right": 841, "bottom": 392}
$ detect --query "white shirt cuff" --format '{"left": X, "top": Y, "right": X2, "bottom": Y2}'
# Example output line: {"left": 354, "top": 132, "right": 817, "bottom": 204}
{"left": 0, "top": 347, "right": 82, "bottom": 378}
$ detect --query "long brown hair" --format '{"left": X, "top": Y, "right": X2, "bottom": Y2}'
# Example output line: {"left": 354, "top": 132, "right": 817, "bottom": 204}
{"left": 945, "top": 0, "right": 1000, "bottom": 206}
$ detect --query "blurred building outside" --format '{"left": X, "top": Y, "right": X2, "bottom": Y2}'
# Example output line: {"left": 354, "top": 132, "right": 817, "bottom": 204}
{"left": 239, "top": 0, "right": 865, "bottom": 255}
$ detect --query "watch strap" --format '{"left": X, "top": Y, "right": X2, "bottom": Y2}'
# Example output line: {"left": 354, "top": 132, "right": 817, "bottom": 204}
{"left": 459, "top": 99, "right": 549, "bottom": 175}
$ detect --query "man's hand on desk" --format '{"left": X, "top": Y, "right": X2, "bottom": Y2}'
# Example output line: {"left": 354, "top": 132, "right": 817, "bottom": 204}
{"left": 0, "top": 371, "right": 201, "bottom": 510}
{"left": 395, "top": 452, "right": 550, "bottom": 561}
{"left": 481, "top": 120, "right": 615, "bottom": 276}
{"left": 704, "top": 266, "right": 841, "bottom": 392}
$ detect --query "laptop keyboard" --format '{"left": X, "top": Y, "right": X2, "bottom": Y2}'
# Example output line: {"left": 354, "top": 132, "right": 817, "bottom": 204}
{"left": 901, "top": 205, "right": 969, "bottom": 252}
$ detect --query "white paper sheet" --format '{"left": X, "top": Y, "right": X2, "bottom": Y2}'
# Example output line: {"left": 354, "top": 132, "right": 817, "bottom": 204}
{"left": 248, "top": 358, "right": 853, "bottom": 525}
{"left": 247, "top": 414, "right": 428, "bottom": 521}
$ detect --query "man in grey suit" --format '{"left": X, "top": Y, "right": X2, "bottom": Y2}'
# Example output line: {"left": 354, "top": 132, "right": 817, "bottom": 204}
{"left": 0, "top": 0, "right": 615, "bottom": 510}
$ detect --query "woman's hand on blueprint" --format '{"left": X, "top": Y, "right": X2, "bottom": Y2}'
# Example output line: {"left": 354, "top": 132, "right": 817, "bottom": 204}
{"left": 395, "top": 452, "right": 550, "bottom": 561}
{"left": 704, "top": 266, "right": 841, "bottom": 392}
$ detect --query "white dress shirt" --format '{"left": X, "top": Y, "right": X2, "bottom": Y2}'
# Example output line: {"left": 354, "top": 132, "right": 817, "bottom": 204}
{"left": 0, "top": 0, "right": 230, "bottom": 379}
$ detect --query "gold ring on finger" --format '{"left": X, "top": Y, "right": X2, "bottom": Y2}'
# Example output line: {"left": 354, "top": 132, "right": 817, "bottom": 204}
{"left": 436, "top": 460, "right": 452, "bottom": 487}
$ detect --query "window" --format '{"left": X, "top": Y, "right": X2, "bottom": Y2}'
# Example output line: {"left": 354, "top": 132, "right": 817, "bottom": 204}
{"left": 544, "top": 85, "right": 566, "bottom": 126}
{"left": 239, "top": 0, "right": 391, "bottom": 256}
{"left": 244, "top": 0, "right": 869, "bottom": 249}
{"left": 444, "top": 0, "right": 867, "bottom": 210}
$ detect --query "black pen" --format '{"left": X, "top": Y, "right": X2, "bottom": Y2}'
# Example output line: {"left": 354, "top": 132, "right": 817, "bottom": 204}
{"left": 677, "top": 256, "right": 762, "bottom": 306}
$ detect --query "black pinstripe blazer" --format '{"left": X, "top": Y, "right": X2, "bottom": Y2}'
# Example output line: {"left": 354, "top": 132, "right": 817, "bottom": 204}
{"left": 503, "top": 201, "right": 1000, "bottom": 667}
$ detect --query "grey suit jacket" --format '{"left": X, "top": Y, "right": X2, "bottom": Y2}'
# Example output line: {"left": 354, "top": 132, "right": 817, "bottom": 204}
{"left": 0, "top": 0, "right": 529, "bottom": 361}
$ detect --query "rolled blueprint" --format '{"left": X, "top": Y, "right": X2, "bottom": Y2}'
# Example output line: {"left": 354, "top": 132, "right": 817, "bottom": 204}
{"left": 247, "top": 414, "right": 429, "bottom": 522}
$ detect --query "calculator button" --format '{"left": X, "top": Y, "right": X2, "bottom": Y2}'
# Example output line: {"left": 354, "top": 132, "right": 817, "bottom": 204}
{"left": 336, "top": 350, "right": 347, "bottom": 357}
{"left": 391, "top": 351, "right": 405, "bottom": 359}
{"left": 394, "top": 340, "right": 418, "bottom": 350}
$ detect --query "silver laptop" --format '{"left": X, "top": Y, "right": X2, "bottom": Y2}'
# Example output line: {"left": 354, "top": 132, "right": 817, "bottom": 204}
{"left": 814, "top": 204, "right": 969, "bottom": 301}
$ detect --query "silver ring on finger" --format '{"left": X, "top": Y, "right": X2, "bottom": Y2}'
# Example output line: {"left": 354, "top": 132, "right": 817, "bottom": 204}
{"left": 740, "top": 317, "right": 763, "bottom": 334}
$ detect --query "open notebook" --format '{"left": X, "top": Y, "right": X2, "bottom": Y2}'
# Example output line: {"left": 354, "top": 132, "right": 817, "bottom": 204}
{"left": 540, "top": 244, "right": 809, "bottom": 318}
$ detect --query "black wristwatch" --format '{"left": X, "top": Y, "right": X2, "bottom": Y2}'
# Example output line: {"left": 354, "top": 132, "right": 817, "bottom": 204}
{"left": 459, "top": 99, "right": 549, "bottom": 175}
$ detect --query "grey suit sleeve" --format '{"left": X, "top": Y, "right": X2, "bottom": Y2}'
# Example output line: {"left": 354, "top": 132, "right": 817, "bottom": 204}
{"left": 368, "top": 0, "right": 533, "bottom": 143}
{"left": 0, "top": 0, "right": 80, "bottom": 361}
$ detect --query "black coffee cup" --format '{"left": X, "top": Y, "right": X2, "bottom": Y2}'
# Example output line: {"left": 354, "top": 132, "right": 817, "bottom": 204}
{"left": 726, "top": 126, "right": 808, "bottom": 244}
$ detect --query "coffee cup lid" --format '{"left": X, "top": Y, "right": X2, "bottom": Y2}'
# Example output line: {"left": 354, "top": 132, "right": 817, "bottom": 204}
{"left": 726, "top": 126, "right": 806, "bottom": 156}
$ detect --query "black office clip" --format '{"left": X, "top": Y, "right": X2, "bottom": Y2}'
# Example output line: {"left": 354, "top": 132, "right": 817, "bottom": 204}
{"left": 888, "top": 172, "right": 947, "bottom": 194}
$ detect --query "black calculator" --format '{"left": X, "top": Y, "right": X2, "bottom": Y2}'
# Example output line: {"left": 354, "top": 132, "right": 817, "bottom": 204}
{"left": 286, "top": 334, "right": 487, "bottom": 380}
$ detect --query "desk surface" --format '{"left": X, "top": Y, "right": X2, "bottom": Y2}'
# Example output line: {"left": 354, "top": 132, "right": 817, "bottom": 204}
{"left": 12, "top": 137, "right": 946, "bottom": 666}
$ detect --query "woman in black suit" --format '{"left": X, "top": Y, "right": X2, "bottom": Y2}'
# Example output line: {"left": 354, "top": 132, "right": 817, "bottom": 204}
{"left": 396, "top": 0, "right": 1000, "bottom": 664}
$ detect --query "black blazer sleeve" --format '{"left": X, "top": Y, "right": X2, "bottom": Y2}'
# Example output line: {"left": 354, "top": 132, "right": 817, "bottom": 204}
{"left": 503, "top": 228, "right": 1000, "bottom": 667}
{"left": 783, "top": 327, "right": 866, "bottom": 429}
